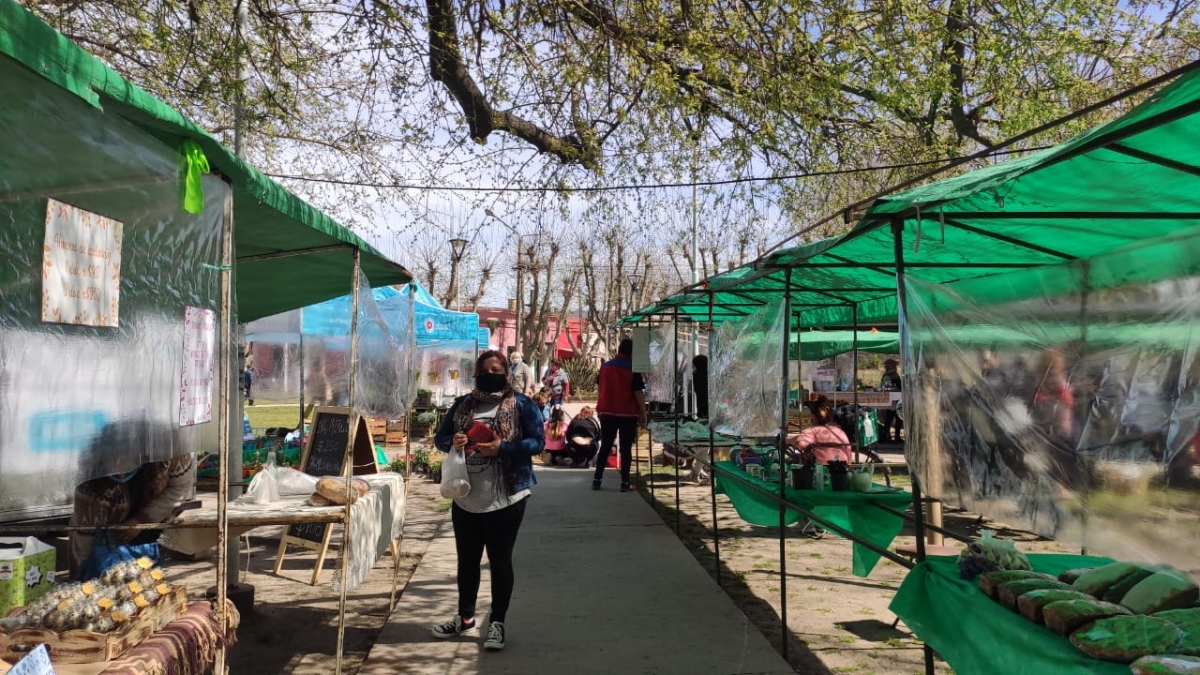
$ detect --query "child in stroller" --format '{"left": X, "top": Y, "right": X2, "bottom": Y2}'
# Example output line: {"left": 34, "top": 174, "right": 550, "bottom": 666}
{"left": 546, "top": 407, "right": 601, "bottom": 468}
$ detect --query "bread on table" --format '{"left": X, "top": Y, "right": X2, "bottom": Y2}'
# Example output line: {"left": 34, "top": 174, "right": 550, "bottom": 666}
{"left": 1018, "top": 589, "right": 1095, "bottom": 624}
{"left": 997, "top": 579, "right": 1073, "bottom": 611}
{"left": 1122, "top": 572, "right": 1200, "bottom": 616}
{"left": 1073, "top": 563, "right": 1144, "bottom": 597}
{"left": 979, "top": 570, "right": 1055, "bottom": 599}
{"left": 1070, "top": 615, "right": 1182, "bottom": 663}
{"left": 1130, "top": 654, "right": 1200, "bottom": 674}
{"left": 1103, "top": 568, "right": 1156, "bottom": 603}
{"left": 314, "top": 476, "right": 371, "bottom": 505}
{"left": 1058, "top": 567, "right": 1097, "bottom": 584}
{"left": 1044, "top": 599, "right": 1132, "bottom": 636}
{"left": 1154, "top": 609, "right": 1200, "bottom": 656}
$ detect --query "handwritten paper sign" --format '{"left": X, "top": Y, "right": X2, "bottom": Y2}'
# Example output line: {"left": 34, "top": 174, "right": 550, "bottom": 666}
{"left": 7, "top": 644, "right": 55, "bottom": 675}
{"left": 179, "top": 306, "right": 216, "bottom": 427}
{"left": 41, "top": 199, "right": 123, "bottom": 327}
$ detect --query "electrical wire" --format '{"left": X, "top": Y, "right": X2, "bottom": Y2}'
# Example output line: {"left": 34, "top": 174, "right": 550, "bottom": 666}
{"left": 263, "top": 146, "right": 1052, "bottom": 193}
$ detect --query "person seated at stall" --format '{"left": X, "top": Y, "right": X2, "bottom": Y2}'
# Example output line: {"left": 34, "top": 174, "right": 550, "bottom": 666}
{"left": 878, "top": 358, "right": 904, "bottom": 443}
{"left": 785, "top": 395, "right": 853, "bottom": 465}
{"left": 543, "top": 407, "right": 569, "bottom": 464}
{"left": 563, "top": 407, "right": 602, "bottom": 468}
{"left": 69, "top": 420, "right": 197, "bottom": 580}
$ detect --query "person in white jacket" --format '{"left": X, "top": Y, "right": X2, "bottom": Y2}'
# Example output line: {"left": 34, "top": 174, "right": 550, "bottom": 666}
{"left": 508, "top": 351, "right": 536, "bottom": 396}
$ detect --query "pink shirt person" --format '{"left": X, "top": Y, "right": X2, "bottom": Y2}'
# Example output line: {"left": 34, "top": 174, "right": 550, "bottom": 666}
{"left": 786, "top": 425, "right": 852, "bottom": 465}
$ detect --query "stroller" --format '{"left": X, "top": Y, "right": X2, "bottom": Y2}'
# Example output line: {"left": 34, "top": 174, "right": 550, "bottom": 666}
{"left": 550, "top": 410, "right": 601, "bottom": 468}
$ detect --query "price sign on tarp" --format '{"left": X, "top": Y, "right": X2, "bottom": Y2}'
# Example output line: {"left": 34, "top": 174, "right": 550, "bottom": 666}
{"left": 179, "top": 306, "right": 216, "bottom": 426}
{"left": 41, "top": 198, "right": 123, "bottom": 328}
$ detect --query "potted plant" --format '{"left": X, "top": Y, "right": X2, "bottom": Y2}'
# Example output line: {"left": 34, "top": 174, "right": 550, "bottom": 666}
{"left": 850, "top": 463, "right": 875, "bottom": 492}
{"left": 790, "top": 447, "right": 818, "bottom": 490}
{"left": 827, "top": 459, "right": 851, "bottom": 492}
{"left": 415, "top": 388, "right": 433, "bottom": 408}
{"left": 412, "top": 447, "right": 431, "bottom": 475}
{"left": 389, "top": 458, "right": 407, "bottom": 474}
{"left": 429, "top": 460, "right": 443, "bottom": 483}
{"left": 409, "top": 410, "right": 437, "bottom": 437}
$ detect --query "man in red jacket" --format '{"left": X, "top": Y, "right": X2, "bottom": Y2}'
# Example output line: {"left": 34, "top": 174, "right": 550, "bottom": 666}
{"left": 593, "top": 338, "right": 647, "bottom": 492}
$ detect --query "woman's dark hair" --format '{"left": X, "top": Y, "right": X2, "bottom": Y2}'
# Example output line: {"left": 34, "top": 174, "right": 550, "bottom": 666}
{"left": 693, "top": 354, "right": 708, "bottom": 368}
{"left": 617, "top": 338, "right": 633, "bottom": 356}
{"left": 474, "top": 349, "right": 509, "bottom": 377}
{"left": 804, "top": 395, "right": 835, "bottom": 424}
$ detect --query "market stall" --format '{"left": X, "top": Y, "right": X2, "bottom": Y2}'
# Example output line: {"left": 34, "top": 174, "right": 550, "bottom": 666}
{"left": 0, "top": 2, "right": 411, "bottom": 672}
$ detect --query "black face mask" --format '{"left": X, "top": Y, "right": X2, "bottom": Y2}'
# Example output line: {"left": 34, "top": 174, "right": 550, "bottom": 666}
{"left": 477, "top": 372, "right": 507, "bottom": 393}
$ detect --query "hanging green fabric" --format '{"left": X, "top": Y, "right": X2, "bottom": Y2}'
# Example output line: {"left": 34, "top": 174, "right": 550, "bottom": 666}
{"left": 181, "top": 140, "right": 210, "bottom": 214}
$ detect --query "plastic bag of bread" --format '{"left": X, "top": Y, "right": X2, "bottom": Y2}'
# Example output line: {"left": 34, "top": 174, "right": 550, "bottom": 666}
{"left": 1073, "top": 563, "right": 1143, "bottom": 597}
{"left": 1070, "top": 615, "right": 1182, "bottom": 663}
{"left": 1155, "top": 609, "right": 1200, "bottom": 655}
{"left": 1018, "top": 589, "right": 1094, "bottom": 623}
{"left": 1044, "top": 599, "right": 1132, "bottom": 636}
{"left": 978, "top": 570, "right": 1055, "bottom": 599}
{"left": 314, "top": 476, "right": 371, "bottom": 505}
{"left": 1131, "top": 654, "right": 1200, "bottom": 674}
{"left": 997, "top": 578, "right": 1072, "bottom": 611}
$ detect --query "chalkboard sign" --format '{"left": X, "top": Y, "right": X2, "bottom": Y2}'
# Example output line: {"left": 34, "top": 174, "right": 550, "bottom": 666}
{"left": 275, "top": 408, "right": 382, "bottom": 583}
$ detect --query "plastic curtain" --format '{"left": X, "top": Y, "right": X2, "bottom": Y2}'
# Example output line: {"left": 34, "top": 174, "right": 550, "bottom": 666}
{"left": 351, "top": 270, "right": 411, "bottom": 420}
{"left": 904, "top": 251, "right": 1200, "bottom": 570}
{"left": 415, "top": 341, "right": 477, "bottom": 405}
{"left": 646, "top": 326, "right": 676, "bottom": 404}
{"left": 0, "top": 62, "right": 226, "bottom": 519}
{"left": 709, "top": 300, "right": 786, "bottom": 438}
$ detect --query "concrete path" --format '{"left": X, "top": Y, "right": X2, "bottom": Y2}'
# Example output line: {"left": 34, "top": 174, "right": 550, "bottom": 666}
{"left": 361, "top": 466, "right": 794, "bottom": 675}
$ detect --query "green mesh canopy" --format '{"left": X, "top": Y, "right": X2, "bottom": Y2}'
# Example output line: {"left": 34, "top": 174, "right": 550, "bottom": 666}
{"left": 621, "top": 64, "right": 1200, "bottom": 328}
{"left": 0, "top": 0, "right": 410, "bottom": 321}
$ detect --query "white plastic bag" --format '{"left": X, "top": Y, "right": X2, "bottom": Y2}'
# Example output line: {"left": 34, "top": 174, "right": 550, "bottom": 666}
{"left": 246, "top": 467, "right": 280, "bottom": 504}
{"left": 273, "top": 467, "right": 319, "bottom": 496}
{"left": 439, "top": 448, "right": 471, "bottom": 499}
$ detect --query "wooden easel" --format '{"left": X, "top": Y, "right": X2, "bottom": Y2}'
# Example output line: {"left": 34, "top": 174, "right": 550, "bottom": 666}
{"left": 274, "top": 407, "right": 379, "bottom": 585}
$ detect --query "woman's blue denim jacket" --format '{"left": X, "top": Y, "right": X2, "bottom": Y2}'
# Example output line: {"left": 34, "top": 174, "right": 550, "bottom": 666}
{"left": 434, "top": 393, "right": 544, "bottom": 492}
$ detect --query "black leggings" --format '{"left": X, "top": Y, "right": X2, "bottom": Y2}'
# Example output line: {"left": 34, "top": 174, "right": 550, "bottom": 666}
{"left": 452, "top": 497, "right": 528, "bottom": 623}
{"left": 594, "top": 414, "right": 638, "bottom": 484}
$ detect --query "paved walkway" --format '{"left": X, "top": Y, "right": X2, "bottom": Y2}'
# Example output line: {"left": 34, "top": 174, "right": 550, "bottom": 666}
{"left": 361, "top": 465, "right": 794, "bottom": 675}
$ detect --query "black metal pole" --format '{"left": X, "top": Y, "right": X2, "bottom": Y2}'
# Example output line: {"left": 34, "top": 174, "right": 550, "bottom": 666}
{"left": 708, "top": 290, "right": 720, "bottom": 585}
{"left": 852, "top": 303, "right": 860, "bottom": 463}
{"left": 673, "top": 307, "right": 681, "bottom": 535}
{"left": 892, "top": 217, "right": 934, "bottom": 675}
{"left": 779, "top": 268, "right": 792, "bottom": 660}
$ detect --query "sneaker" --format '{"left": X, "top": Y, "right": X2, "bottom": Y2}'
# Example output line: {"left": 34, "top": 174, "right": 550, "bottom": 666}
{"left": 485, "top": 621, "right": 506, "bottom": 650}
{"left": 619, "top": 482, "right": 631, "bottom": 493}
{"left": 592, "top": 480, "right": 602, "bottom": 490}
{"left": 431, "top": 615, "right": 477, "bottom": 639}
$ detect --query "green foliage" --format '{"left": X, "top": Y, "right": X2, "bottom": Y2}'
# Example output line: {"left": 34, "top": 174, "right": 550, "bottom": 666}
{"left": 561, "top": 356, "right": 597, "bottom": 395}
{"left": 413, "top": 447, "right": 431, "bottom": 466}
{"left": 388, "top": 458, "right": 407, "bottom": 473}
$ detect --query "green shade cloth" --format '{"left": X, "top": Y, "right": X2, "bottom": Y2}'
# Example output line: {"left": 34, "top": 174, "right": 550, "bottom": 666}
{"left": 620, "top": 65, "right": 1200, "bottom": 329}
{"left": 890, "top": 554, "right": 1123, "bottom": 675}
{"left": 713, "top": 461, "right": 911, "bottom": 576}
{"left": 0, "top": 0, "right": 411, "bottom": 321}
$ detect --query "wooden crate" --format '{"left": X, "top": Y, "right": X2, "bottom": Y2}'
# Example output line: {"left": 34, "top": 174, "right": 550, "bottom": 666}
{"left": 0, "top": 585, "right": 187, "bottom": 664}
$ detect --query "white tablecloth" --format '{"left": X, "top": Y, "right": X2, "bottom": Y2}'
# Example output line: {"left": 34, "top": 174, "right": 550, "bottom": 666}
{"left": 161, "top": 473, "right": 405, "bottom": 592}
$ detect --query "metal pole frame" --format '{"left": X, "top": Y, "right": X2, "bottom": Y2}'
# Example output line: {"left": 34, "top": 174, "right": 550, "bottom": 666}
{"left": 334, "top": 249, "right": 362, "bottom": 675}
{"left": 852, "top": 304, "right": 860, "bottom": 463}
{"left": 673, "top": 307, "right": 681, "bottom": 535}
{"left": 778, "top": 269, "right": 792, "bottom": 660}
{"left": 213, "top": 186, "right": 234, "bottom": 675}
{"left": 891, "top": 217, "right": 935, "bottom": 675}
{"left": 707, "top": 290, "right": 720, "bottom": 585}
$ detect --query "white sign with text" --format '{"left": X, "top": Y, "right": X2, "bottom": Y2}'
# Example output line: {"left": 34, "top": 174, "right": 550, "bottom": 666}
{"left": 179, "top": 306, "right": 216, "bottom": 427}
{"left": 41, "top": 199, "right": 123, "bottom": 327}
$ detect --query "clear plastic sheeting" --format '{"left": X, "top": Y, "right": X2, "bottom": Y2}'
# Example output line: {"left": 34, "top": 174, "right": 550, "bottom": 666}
{"left": 904, "top": 232, "right": 1200, "bottom": 569}
{"left": 646, "top": 326, "right": 677, "bottom": 404}
{"left": 709, "top": 300, "right": 786, "bottom": 438}
{"left": 0, "top": 60, "right": 226, "bottom": 519}
{"left": 245, "top": 283, "right": 416, "bottom": 421}
{"left": 416, "top": 341, "right": 477, "bottom": 406}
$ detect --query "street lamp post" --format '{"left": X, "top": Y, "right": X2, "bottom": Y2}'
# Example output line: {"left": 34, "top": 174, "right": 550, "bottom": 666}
{"left": 485, "top": 209, "right": 524, "bottom": 355}
{"left": 449, "top": 237, "right": 468, "bottom": 310}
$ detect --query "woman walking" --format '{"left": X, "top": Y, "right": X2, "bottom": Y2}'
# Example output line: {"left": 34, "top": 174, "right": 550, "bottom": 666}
{"left": 431, "top": 350, "right": 545, "bottom": 650}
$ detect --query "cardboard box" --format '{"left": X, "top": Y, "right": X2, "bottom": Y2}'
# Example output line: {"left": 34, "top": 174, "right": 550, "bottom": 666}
{"left": 0, "top": 537, "right": 56, "bottom": 615}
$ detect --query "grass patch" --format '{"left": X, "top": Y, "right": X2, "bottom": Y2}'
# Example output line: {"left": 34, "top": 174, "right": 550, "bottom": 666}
{"left": 246, "top": 405, "right": 303, "bottom": 431}
{"left": 838, "top": 635, "right": 856, "bottom": 644}
{"left": 435, "top": 500, "right": 453, "bottom": 513}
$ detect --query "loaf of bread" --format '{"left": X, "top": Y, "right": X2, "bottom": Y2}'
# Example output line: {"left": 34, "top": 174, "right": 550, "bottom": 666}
{"left": 1018, "top": 589, "right": 1095, "bottom": 623}
{"left": 1154, "top": 609, "right": 1200, "bottom": 655}
{"left": 1070, "top": 615, "right": 1182, "bottom": 663}
{"left": 1044, "top": 599, "right": 1132, "bottom": 636}
{"left": 1059, "top": 567, "right": 1097, "bottom": 584}
{"left": 979, "top": 570, "right": 1055, "bottom": 599}
{"left": 1073, "top": 563, "right": 1143, "bottom": 597}
{"left": 1130, "top": 655, "right": 1200, "bottom": 674}
{"left": 314, "top": 476, "right": 371, "bottom": 504}
{"left": 309, "top": 493, "right": 334, "bottom": 506}
{"left": 997, "top": 579, "right": 1072, "bottom": 611}
{"left": 1123, "top": 572, "right": 1200, "bottom": 615}
{"left": 1104, "top": 568, "right": 1156, "bottom": 603}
